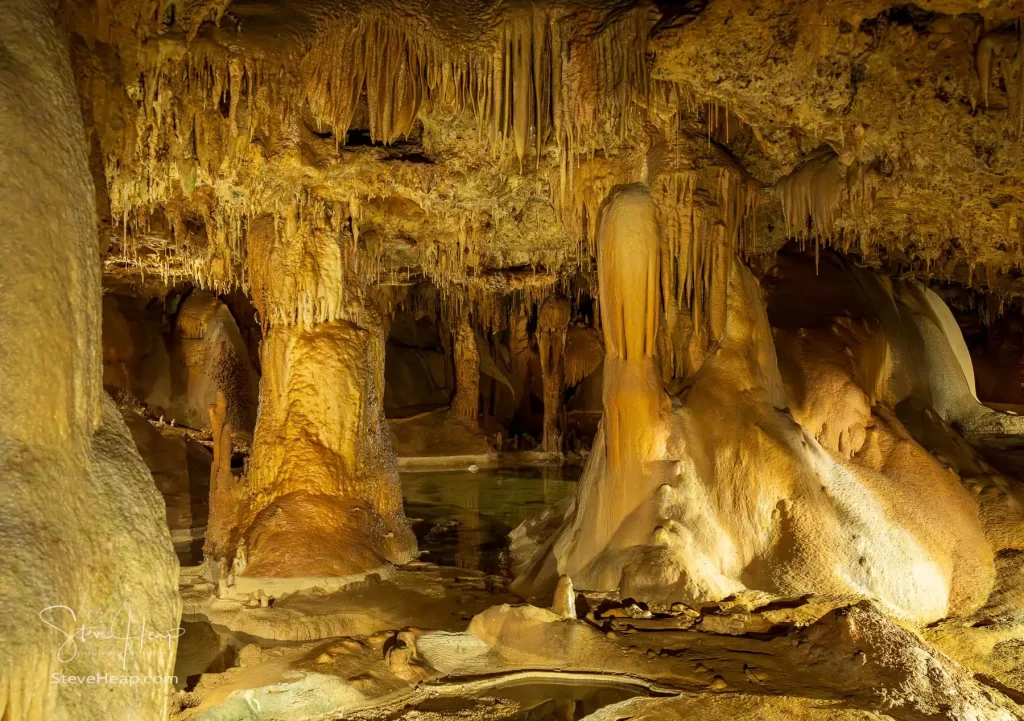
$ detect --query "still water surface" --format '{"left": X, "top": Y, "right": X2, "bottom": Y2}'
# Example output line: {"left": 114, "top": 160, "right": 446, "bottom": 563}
{"left": 400, "top": 465, "right": 580, "bottom": 576}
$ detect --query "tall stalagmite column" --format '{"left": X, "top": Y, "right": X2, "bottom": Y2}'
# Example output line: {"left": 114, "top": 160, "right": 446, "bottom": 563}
{"left": 0, "top": 2, "right": 180, "bottom": 718}
{"left": 587, "top": 185, "right": 668, "bottom": 567}
{"left": 538, "top": 296, "right": 571, "bottom": 453}
{"left": 452, "top": 314, "right": 481, "bottom": 429}
{"left": 241, "top": 216, "right": 416, "bottom": 580}
{"left": 516, "top": 183, "right": 670, "bottom": 592}
{"left": 204, "top": 391, "right": 235, "bottom": 562}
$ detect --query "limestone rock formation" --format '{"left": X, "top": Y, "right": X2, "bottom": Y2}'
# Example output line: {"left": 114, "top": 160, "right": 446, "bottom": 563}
{"left": 452, "top": 315, "right": 482, "bottom": 430}
{"left": 383, "top": 310, "right": 453, "bottom": 418}
{"left": 19, "top": 0, "right": 1024, "bottom": 716}
{"left": 1, "top": 4, "right": 180, "bottom": 718}
{"left": 123, "top": 409, "right": 213, "bottom": 544}
{"left": 204, "top": 390, "right": 236, "bottom": 563}
{"left": 538, "top": 296, "right": 571, "bottom": 453}
{"left": 102, "top": 289, "right": 260, "bottom": 436}
{"left": 239, "top": 315, "right": 416, "bottom": 579}
{"left": 513, "top": 187, "right": 1012, "bottom": 625}
{"left": 165, "top": 290, "right": 260, "bottom": 435}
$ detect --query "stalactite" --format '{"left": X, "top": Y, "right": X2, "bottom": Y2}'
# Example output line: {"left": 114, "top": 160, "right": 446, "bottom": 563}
{"left": 976, "top": 22, "right": 1024, "bottom": 137}
{"left": 772, "top": 148, "right": 848, "bottom": 241}
{"left": 645, "top": 134, "right": 757, "bottom": 374}
{"left": 564, "top": 323, "right": 603, "bottom": 388}
{"left": 510, "top": 308, "right": 532, "bottom": 384}
{"left": 100, "top": 4, "right": 655, "bottom": 293}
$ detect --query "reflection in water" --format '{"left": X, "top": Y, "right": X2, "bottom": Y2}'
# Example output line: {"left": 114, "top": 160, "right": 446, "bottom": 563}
{"left": 490, "top": 679, "right": 647, "bottom": 720}
{"left": 400, "top": 466, "right": 580, "bottom": 576}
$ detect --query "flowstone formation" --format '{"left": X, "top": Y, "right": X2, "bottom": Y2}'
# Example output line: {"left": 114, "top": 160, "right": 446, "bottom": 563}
{"left": 241, "top": 314, "right": 416, "bottom": 581}
{"left": 537, "top": 296, "right": 571, "bottom": 453}
{"left": 218, "top": 216, "right": 417, "bottom": 584}
{"left": 513, "top": 183, "right": 1021, "bottom": 624}
{"left": 1, "top": 1, "right": 180, "bottom": 719}
{"left": 24, "top": 0, "right": 1024, "bottom": 717}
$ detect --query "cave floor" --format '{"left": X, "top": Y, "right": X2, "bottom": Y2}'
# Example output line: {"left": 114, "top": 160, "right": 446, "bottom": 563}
{"left": 170, "top": 463, "right": 1024, "bottom": 721}
{"left": 172, "top": 567, "right": 1008, "bottom": 721}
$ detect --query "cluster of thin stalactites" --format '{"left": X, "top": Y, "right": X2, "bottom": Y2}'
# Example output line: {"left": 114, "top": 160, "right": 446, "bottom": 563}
{"left": 107, "top": 5, "right": 655, "bottom": 243}
{"left": 94, "top": 3, "right": 773, "bottom": 344}
{"left": 104, "top": 11, "right": 757, "bottom": 308}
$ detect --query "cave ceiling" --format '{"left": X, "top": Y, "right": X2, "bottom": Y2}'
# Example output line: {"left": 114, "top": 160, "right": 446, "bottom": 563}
{"left": 63, "top": 0, "right": 1024, "bottom": 304}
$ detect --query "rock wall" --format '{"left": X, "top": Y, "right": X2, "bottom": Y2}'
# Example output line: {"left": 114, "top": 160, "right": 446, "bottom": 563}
{"left": 0, "top": 2, "right": 180, "bottom": 718}
{"left": 102, "top": 289, "right": 260, "bottom": 437}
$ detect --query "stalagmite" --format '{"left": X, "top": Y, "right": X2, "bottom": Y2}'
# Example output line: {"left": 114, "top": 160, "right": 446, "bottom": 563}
{"left": 241, "top": 312, "right": 417, "bottom": 582}
{"left": 234, "top": 218, "right": 416, "bottom": 584}
{"left": 513, "top": 184, "right": 670, "bottom": 593}
{"left": 452, "top": 314, "right": 481, "bottom": 429}
{"left": 552, "top": 575, "right": 576, "bottom": 619}
{"left": 513, "top": 198, "right": 996, "bottom": 625}
{"left": 771, "top": 148, "right": 848, "bottom": 241}
{"left": 537, "top": 296, "right": 571, "bottom": 453}
{"left": 593, "top": 185, "right": 666, "bottom": 551}
{"left": 204, "top": 390, "right": 235, "bottom": 563}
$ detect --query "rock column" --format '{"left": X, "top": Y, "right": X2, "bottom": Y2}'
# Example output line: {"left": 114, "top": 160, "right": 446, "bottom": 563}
{"left": 585, "top": 185, "right": 668, "bottom": 568}
{"left": 451, "top": 314, "right": 481, "bottom": 429}
{"left": 0, "top": 2, "right": 179, "bottom": 718}
{"left": 204, "top": 391, "right": 236, "bottom": 563}
{"left": 538, "top": 296, "right": 571, "bottom": 453}
{"left": 241, "top": 217, "right": 416, "bottom": 580}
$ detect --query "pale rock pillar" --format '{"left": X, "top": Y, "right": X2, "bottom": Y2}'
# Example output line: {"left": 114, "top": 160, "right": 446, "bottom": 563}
{"left": 0, "top": 2, "right": 180, "bottom": 719}
{"left": 513, "top": 184, "right": 670, "bottom": 594}
{"left": 583, "top": 185, "right": 669, "bottom": 573}
{"left": 538, "top": 296, "right": 571, "bottom": 453}
{"left": 204, "top": 391, "right": 235, "bottom": 563}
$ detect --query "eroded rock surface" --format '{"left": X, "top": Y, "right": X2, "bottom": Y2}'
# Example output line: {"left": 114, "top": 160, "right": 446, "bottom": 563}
{"left": 19, "top": 0, "right": 1024, "bottom": 719}
{"left": 1, "top": 3, "right": 180, "bottom": 719}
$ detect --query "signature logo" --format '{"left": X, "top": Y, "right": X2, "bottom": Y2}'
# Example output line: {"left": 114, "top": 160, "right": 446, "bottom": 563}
{"left": 39, "top": 605, "right": 184, "bottom": 670}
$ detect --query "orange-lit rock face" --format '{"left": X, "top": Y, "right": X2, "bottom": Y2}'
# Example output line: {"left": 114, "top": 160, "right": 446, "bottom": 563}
{"left": 451, "top": 315, "right": 481, "bottom": 429}
{"left": 242, "top": 316, "right": 416, "bottom": 579}
{"left": 101, "top": 289, "right": 259, "bottom": 436}
{"left": 2, "top": 2, "right": 179, "bottom": 720}
{"left": 537, "top": 296, "right": 571, "bottom": 452}
{"left": 10, "top": 4, "right": 1024, "bottom": 721}
{"left": 172, "top": 291, "right": 260, "bottom": 433}
{"left": 515, "top": 189, "right": 1001, "bottom": 624}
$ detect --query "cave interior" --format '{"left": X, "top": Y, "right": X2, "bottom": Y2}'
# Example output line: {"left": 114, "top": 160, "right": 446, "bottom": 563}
{"left": 8, "top": 1, "right": 1024, "bottom": 720}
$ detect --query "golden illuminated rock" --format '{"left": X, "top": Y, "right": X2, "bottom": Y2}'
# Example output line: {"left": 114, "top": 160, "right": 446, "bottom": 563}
{"left": 1, "top": 2, "right": 179, "bottom": 719}
{"left": 10, "top": 0, "right": 1024, "bottom": 718}
{"left": 514, "top": 184, "right": 1003, "bottom": 625}
{"left": 242, "top": 314, "right": 416, "bottom": 579}
{"left": 537, "top": 296, "right": 571, "bottom": 453}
